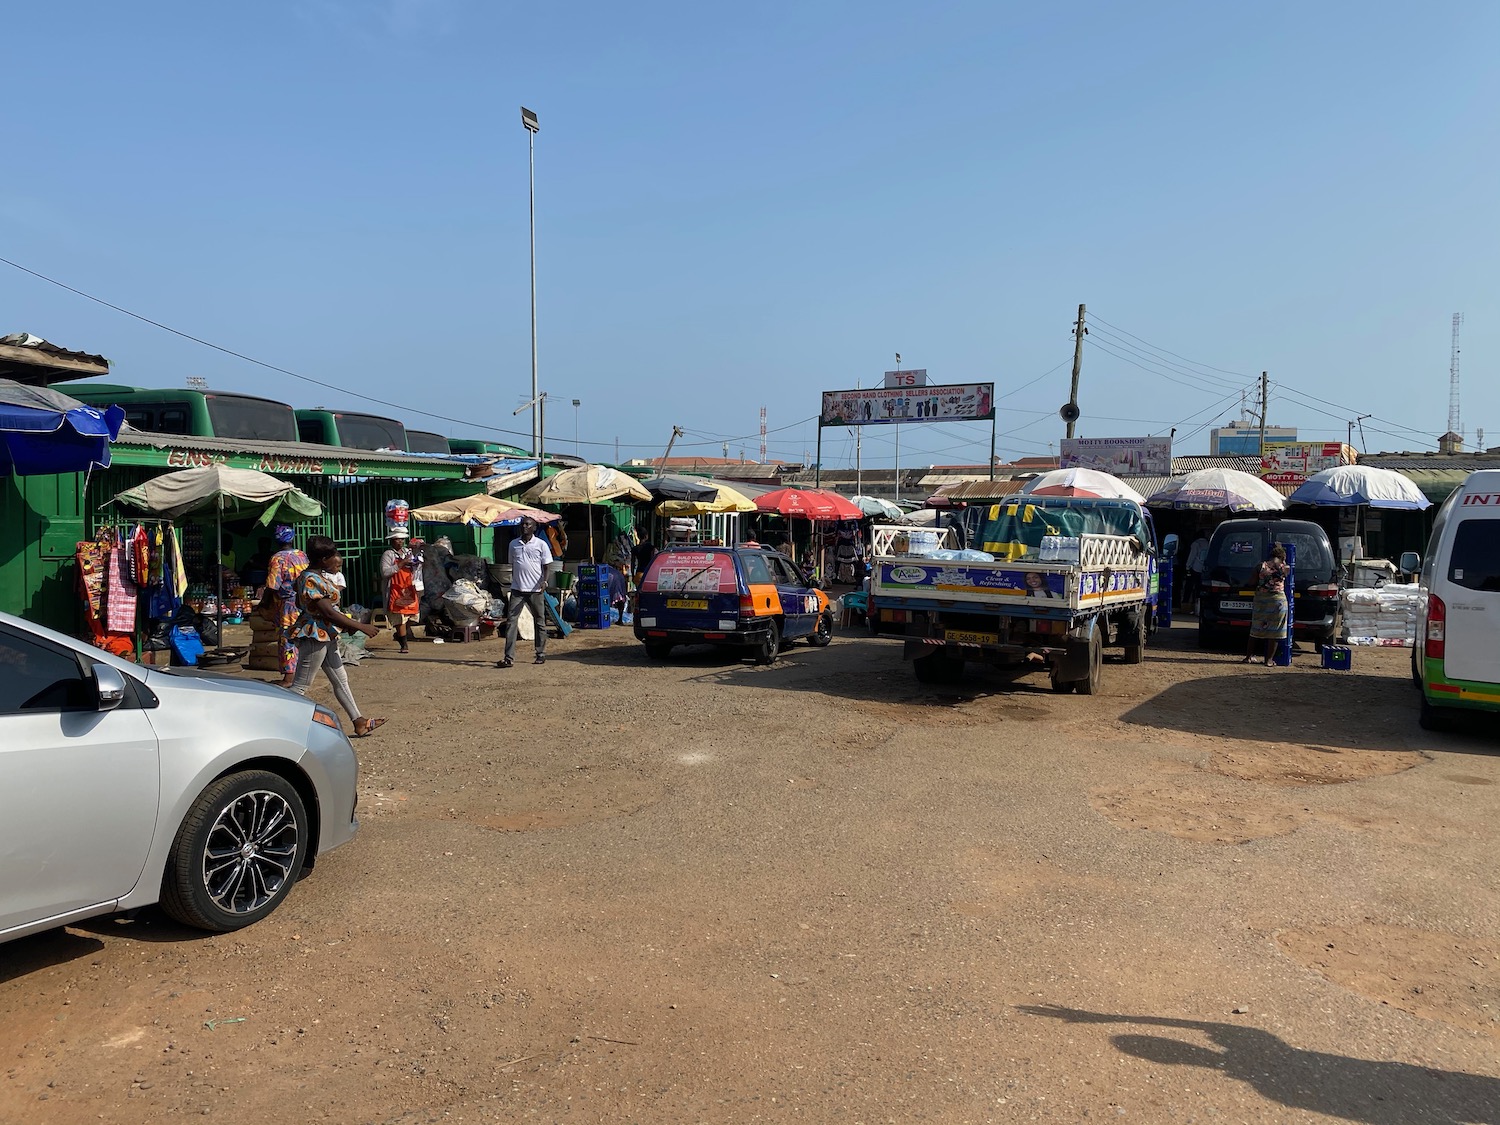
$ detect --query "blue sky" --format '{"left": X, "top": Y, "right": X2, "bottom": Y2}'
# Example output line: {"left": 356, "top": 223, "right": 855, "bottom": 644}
{"left": 3, "top": 1, "right": 1496, "bottom": 467}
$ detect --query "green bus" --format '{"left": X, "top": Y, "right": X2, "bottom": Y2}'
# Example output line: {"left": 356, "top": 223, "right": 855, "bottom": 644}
{"left": 449, "top": 438, "right": 530, "bottom": 457}
{"left": 67, "top": 384, "right": 300, "bottom": 442}
{"left": 295, "top": 409, "right": 408, "bottom": 452}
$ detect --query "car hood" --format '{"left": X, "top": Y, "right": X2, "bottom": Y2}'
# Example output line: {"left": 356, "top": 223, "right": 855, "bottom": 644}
{"left": 143, "top": 667, "right": 313, "bottom": 708}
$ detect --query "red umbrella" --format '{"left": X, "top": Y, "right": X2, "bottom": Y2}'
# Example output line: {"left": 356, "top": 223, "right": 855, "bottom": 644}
{"left": 754, "top": 487, "right": 864, "bottom": 521}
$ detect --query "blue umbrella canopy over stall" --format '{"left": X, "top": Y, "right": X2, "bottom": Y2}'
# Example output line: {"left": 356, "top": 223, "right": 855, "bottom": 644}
{"left": 0, "top": 379, "right": 124, "bottom": 476}
{"left": 1285, "top": 465, "right": 1431, "bottom": 511}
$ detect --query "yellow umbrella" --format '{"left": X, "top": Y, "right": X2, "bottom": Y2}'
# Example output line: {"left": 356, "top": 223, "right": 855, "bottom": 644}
{"left": 657, "top": 481, "right": 758, "bottom": 515}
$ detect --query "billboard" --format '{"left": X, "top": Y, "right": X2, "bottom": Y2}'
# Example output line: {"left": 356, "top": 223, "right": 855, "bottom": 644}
{"left": 1059, "top": 436, "right": 1173, "bottom": 476}
{"left": 1260, "top": 442, "right": 1351, "bottom": 486}
{"left": 884, "top": 368, "right": 927, "bottom": 389}
{"left": 820, "top": 383, "right": 994, "bottom": 428}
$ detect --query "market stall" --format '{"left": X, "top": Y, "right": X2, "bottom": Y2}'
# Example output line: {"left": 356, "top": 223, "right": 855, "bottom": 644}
{"left": 753, "top": 487, "right": 865, "bottom": 583}
{"left": 112, "top": 465, "right": 322, "bottom": 663}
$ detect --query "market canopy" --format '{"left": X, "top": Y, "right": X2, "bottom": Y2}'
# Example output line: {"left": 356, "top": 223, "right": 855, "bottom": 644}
{"left": 1019, "top": 467, "right": 1146, "bottom": 504}
{"left": 0, "top": 378, "right": 124, "bottom": 476}
{"left": 521, "top": 464, "right": 653, "bottom": 506}
{"left": 411, "top": 494, "right": 560, "bottom": 526}
{"left": 113, "top": 465, "right": 323, "bottom": 523}
{"left": 850, "top": 495, "right": 905, "bottom": 520}
{"left": 642, "top": 474, "right": 719, "bottom": 503}
{"left": 1146, "top": 468, "right": 1286, "bottom": 513}
{"left": 1285, "top": 465, "right": 1431, "bottom": 511}
{"left": 657, "top": 479, "right": 758, "bottom": 516}
{"left": 754, "top": 487, "right": 864, "bottom": 521}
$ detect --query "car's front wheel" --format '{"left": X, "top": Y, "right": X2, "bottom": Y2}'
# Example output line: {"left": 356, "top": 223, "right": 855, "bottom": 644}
{"left": 161, "top": 770, "right": 310, "bottom": 932}
{"left": 809, "top": 611, "right": 834, "bottom": 647}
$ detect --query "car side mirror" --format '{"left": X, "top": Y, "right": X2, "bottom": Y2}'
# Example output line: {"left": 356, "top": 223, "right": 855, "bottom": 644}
{"left": 1399, "top": 551, "right": 1420, "bottom": 577}
{"left": 93, "top": 664, "right": 128, "bottom": 712}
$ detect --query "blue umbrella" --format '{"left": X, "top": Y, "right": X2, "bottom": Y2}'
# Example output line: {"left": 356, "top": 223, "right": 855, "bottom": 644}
{"left": 0, "top": 380, "right": 125, "bottom": 476}
{"left": 1285, "top": 465, "right": 1431, "bottom": 511}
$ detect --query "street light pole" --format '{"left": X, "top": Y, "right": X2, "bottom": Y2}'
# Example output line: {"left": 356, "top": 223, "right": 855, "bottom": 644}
{"left": 521, "top": 106, "right": 540, "bottom": 458}
{"left": 514, "top": 391, "right": 547, "bottom": 469}
{"left": 572, "top": 398, "right": 581, "bottom": 457}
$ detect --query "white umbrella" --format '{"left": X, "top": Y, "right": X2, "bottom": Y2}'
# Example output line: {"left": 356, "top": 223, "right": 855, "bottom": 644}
{"left": 851, "top": 495, "right": 904, "bottom": 520}
{"left": 1147, "top": 468, "right": 1286, "bottom": 512}
{"left": 1019, "top": 468, "right": 1146, "bottom": 503}
{"left": 1285, "top": 465, "right": 1431, "bottom": 511}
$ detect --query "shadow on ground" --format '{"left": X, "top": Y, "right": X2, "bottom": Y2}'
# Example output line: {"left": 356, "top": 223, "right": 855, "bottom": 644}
{"left": 0, "top": 928, "right": 104, "bottom": 984}
{"left": 1020, "top": 1005, "right": 1499, "bottom": 1125}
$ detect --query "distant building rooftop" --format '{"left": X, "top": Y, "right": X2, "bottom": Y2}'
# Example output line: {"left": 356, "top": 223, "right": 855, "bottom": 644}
{"left": 0, "top": 332, "right": 110, "bottom": 384}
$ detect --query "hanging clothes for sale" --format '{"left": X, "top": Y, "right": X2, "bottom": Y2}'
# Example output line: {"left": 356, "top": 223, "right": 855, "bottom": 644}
{"left": 105, "top": 544, "right": 138, "bottom": 634}
{"left": 76, "top": 539, "right": 107, "bottom": 623}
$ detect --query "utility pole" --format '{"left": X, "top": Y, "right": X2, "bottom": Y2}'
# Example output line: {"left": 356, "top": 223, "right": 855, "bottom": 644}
{"left": 893, "top": 353, "right": 901, "bottom": 506}
{"left": 521, "top": 107, "right": 541, "bottom": 458}
{"left": 1258, "top": 371, "right": 1269, "bottom": 460}
{"left": 655, "top": 425, "right": 683, "bottom": 478}
{"left": 854, "top": 377, "right": 862, "bottom": 498}
{"left": 1066, "top": 304, "right": 1086, "bottom": 439}
{"left": 1346, "top": 414, "right": 1370, "bottom": 454}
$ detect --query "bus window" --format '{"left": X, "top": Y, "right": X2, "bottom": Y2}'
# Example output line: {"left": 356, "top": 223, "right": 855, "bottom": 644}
{"left": 405, "top": 430, "right": 451, "bottom": 455}
{"left": 298, "top": 416, "right": 330, "bottom": 444}
{"left": 206, "top": 394, "right": 299, "bottom": 442}
{"left": 156, "top": 405, "right": 192, "bottom": 435}
{"left": 334, "top": 413, "right": 407, "bottom": 451}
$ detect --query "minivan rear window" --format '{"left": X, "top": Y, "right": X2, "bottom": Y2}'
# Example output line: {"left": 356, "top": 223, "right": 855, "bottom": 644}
{"left": 1448, "top": 520, "right": 1500, "bottom": 592}
{"left": 1208, "top": 523, "right": 1334, "bottom": 586}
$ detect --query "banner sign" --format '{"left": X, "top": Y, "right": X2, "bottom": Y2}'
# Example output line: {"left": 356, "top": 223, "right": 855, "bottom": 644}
{"left": 820, "top": 383, "right": 995, "bottom": 428}
{"left": 1260, "top": 441, "right": 1350, "bottom": 486}
{"left": 1059, "top": 436, "right": 1172, "bottom": 476}
{"left": 883, "top": 368, "right": 927, "bottom": 389}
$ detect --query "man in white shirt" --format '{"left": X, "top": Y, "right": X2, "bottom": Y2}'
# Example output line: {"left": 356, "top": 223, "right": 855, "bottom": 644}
{"left": 500, "top": 517, "right": 553, "bottom": 668}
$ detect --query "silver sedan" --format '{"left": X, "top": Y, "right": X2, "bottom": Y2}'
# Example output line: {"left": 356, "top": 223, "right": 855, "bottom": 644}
{"left": 0, "top": 611, "right": 358, "bottom": 943}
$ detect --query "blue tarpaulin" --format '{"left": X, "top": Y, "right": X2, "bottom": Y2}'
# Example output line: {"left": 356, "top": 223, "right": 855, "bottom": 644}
{"left": 0, "top": 380, "right": 125, "bottom": 476}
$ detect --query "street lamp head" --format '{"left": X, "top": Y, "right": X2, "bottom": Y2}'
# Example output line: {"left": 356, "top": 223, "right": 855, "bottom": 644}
{"left": 521, "top": 106, "right": 539, "bottom": 133}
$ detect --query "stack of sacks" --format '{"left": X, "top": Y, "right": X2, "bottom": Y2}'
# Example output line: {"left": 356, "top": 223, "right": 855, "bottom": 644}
{"left": 1342, "top": 585, "right": 1421, "bottom": 646}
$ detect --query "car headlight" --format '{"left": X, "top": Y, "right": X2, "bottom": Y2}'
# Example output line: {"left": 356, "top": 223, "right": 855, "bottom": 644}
{"left": 311, "top": 705, "right": 344, "bottom": 732}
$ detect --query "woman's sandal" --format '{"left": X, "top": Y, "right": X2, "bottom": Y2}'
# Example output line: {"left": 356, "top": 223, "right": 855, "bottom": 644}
{"left": 353, "top": 717, "right": 387, "bottom": 738}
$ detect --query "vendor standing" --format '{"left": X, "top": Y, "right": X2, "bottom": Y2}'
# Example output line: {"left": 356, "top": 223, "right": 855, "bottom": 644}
{"left": 380, "top": 529, "right": 422, "bottom": 654}
{"left": 264, "top": 523, "right": 309, "bottom": 688}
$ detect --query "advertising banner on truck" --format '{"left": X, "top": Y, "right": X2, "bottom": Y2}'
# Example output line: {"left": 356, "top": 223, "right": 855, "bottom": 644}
{"left": 820, "top": 383, "right": 995, "bottom": 427}
{"left": 1260, "top": 441, "right": 1351, "bottom": 486}
{"left": 1059, "top": 436, "right": 1173, "bottom": 476}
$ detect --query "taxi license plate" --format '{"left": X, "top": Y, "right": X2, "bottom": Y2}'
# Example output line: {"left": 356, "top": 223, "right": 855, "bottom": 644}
{"left": 946, "top": 630, "right": 998, "bottom": 646}
{"left": 667, "top": 598, "right": 708, "bottom": 609}
{"left": 1220, "top": 599, "right": 1253, "bottom": 611}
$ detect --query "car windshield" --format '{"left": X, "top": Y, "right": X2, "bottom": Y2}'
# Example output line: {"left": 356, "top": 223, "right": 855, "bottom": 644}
{"left": 1209, "top": 524, "right": 1333, "bottom": 586}
{"left": 1448, "top": 519, "right": 1500, "bottom": 592}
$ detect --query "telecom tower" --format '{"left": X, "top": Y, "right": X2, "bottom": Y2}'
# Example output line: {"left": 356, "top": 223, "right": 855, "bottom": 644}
{"left": 759, "top": 407, "right": 767, "bottom": 462}
{"left": 1449, "top": 312, "right": 1464, "bottom": 443}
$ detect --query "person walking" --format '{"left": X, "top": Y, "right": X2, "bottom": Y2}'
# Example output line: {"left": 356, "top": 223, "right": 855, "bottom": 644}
{"left": 290, "top": 536, "right": 385, "bottom": 736}
{"left": 265, "top": 523, "right": 309, "bottom": 688}
{"left": 499, "top": 516, "right": 553, "bottom": 668}
{"left": 1244, "top": 545, "right": 1290, "bottom": 666}
{"left": 380, "top": 529, "right": 421, "bottom": 654}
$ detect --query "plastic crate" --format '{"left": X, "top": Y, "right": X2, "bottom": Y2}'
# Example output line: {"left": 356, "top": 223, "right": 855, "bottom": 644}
{"left": 1320, "top": 645, "right": 1352, "bottom": 671}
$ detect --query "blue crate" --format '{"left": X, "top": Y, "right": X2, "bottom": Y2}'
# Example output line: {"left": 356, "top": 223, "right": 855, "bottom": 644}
{"left": 1320, "top": 645, "right": 1352, "bottom": 671}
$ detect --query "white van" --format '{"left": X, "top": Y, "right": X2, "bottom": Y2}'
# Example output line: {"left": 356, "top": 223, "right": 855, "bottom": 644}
{"left": 1413, "top": 469, "right": 1500, "bottom": 730}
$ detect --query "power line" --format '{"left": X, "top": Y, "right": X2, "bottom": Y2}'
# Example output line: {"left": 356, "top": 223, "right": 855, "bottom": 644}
{"left": 1085, "top": 323, "right": 1245, "bottom": 392}
{"left": 1086, "top": 335, "right": 1257, "bottom": 399}
{"left": 1087, "top": 312, "right": 1256, "bottom": 380}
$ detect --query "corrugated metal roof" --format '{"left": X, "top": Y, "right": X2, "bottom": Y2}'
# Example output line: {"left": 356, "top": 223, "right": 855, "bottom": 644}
{"left": 112, "top": 428, "right": 508, "bottom": 475}
{"left": 933, "top": 478, "right": 1028, "bottom": 501}
{"left": 1171, "top": 455, "right": 1263, "bottom": 473}
{"left": 0, "top": 332, "right": 111, "bottom": 384}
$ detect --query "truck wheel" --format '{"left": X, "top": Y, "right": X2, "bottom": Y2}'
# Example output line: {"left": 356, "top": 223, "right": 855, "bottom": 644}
{"left": 1122, "top": 612, "right": 1146, "bottom": 665}
{"left": 914, "top": 652, "right": 964, "bottom": 684}
{"left": 1076, "top": 622, "right": 1104, "bottom": 695}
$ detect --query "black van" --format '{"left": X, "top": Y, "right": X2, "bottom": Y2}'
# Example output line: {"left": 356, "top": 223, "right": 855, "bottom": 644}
{"left": 1198, "top": 518, "right": 1340, "bottom": 649}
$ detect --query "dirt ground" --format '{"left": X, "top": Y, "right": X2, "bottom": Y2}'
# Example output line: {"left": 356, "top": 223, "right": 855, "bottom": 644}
{"left": 3, "top": 619, "right": 1498, "bottom": 1124}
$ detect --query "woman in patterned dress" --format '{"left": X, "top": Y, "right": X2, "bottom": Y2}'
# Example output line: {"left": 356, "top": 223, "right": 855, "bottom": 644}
{"left": 265, "top": 523, "right": 309, "bottom": 687}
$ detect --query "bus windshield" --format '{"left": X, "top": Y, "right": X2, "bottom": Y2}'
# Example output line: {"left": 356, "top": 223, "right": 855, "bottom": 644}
{"left": 335, "top": 414, "right": 407, "bottom": 451}
{"left": 206, "top": 394, "right": 298, "bottom": 442}
{"left": 405, "top": 430, "right": 451, "bottom": 454}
